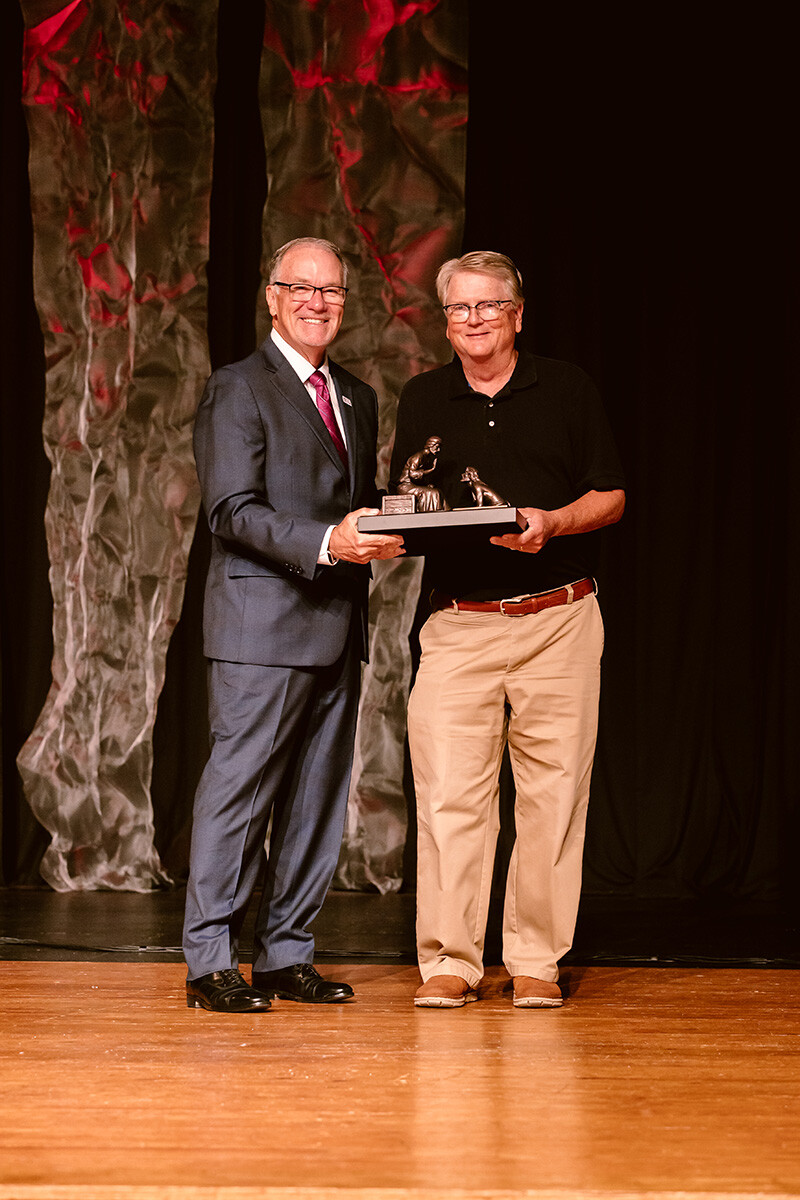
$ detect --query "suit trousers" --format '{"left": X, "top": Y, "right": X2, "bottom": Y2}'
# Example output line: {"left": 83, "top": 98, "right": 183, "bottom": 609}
{"left": 182, "top": 641, "right": 360, "bottom": 980}
{"left": 408, "top": 594, "right": 604, "bottom": 986}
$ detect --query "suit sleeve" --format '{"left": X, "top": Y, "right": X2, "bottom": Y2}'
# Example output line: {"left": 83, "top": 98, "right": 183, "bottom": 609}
{"left": 193, "top": 366, "right": 332, "bottom": 580}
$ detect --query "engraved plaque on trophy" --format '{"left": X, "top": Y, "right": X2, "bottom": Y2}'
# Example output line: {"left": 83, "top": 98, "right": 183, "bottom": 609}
{"left": 380, "top": 494, "right": 416, "bottom": 516}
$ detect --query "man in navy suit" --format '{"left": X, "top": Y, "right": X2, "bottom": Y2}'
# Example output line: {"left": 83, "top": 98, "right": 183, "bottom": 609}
{"left": 183, "top": 237, "right": 404, "bottom": 1012}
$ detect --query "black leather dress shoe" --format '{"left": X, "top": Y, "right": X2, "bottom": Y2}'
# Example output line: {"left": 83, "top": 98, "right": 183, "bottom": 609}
{"left": 186, "top": 969, "right": 272, "bottom": 1012}
{"left": 252, "top": 963, "right": 354, "bottom": 1003}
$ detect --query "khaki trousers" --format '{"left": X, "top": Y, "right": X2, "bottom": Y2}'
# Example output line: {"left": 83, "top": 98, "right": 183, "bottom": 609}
{"left": 408, "top": 594, "right": 604, "bottom": 986}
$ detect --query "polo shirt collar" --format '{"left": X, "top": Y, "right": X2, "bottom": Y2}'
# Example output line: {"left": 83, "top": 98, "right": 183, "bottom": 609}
{"left": 445, "top": 348, "right": 538, "bottom": 398}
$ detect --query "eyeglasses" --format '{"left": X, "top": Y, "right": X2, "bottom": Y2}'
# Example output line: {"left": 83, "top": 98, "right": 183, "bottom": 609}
{"left": 442, "top": 300, "right": 515, "bottom": 323}
{"left": 272, "top": 281, "right": 349, "bottom": 305}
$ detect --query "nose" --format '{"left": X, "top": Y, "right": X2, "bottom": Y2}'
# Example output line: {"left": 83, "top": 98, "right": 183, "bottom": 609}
{"left": 306, "top": 287, "right": 327, "bottom": 310}
{"left": 466, "top": 304, "right": 484, "bottom": 325}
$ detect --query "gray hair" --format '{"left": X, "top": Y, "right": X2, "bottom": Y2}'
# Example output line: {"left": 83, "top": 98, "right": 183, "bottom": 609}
{"left": 268, "top": 237, "right": 349, "bottom": 286}
{"left": 436, "top": 251, "right": 524, "bottom": 306}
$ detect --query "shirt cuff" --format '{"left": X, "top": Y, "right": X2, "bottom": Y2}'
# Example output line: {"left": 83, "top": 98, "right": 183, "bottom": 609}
{"left": 317, "top": 525, "right": 338, "bottom": 566}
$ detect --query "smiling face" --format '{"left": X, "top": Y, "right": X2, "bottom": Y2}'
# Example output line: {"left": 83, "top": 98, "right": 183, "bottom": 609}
{"left": 266, "top": 244, "right": 346, "bottom": 366}
{"left": 444, "top": 270, "right": 523, "bottom": 369}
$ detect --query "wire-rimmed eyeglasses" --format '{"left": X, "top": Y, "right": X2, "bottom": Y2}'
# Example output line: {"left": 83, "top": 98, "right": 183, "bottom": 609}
{"left": 442, "top": 300, "right": 515, "bottom": 323}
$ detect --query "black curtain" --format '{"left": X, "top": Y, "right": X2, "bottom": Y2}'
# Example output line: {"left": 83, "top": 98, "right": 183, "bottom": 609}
{"left": 462, "top": 8, "right": 799, "bottom": 910}
{"left": 2, "top": 0, "right": 52, "bottom": 882}
{"left": 3, "top": 3, "right": 798, "bottom": 928}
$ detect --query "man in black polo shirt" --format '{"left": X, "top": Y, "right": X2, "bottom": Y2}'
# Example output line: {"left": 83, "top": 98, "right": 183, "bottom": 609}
{"left": 391, "top": 250, "right": 625, "bottom": 1009}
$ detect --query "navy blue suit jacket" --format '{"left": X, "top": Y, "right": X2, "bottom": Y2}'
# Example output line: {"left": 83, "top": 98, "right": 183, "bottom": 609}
{"left": 193, "top": 336, "right": 380, "bottom": 667}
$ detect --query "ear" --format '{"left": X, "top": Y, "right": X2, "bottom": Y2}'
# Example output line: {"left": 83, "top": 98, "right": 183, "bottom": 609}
{"left": 514, "top": 302, "right": 524, "bottom": 334}
{"left": 265, "top": 284, "right": 278, "bottom": 319}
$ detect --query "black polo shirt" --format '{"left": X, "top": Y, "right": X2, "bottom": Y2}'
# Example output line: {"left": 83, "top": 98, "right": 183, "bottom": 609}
{"left": 390, "top": 350, "right": 625, "bottom": 600}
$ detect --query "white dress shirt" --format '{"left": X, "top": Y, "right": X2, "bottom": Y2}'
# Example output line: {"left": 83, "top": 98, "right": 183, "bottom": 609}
{"left": 270, "top": 328, "right": 345, "bottom": 565}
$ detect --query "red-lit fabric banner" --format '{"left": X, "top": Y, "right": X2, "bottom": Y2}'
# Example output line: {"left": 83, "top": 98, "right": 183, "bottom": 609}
{"left": 18, "top": 0, "right": 217, "bottom": 890}
{"left": 257, "top": 0, "right": 468, "bottom": 890}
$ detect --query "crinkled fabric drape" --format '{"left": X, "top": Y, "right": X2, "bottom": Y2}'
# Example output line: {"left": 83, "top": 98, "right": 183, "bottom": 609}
{"left": 257, "top": 0, "right": 468, "bottom": 891}
{"left": 17, "top": 0, "right": 217, "bottom": 890}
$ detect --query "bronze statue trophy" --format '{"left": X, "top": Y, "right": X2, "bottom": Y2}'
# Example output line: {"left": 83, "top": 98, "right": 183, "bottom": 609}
{"left": 358, "top": 437, "right": 524, "bottom": 555}
{"left": 396, "top": 436, "right": 450, "bottom": 512}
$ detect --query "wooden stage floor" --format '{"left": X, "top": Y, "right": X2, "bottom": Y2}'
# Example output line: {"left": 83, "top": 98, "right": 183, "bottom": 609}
{"left": 2, "top": 961, "right": 800, "bottom": 1200}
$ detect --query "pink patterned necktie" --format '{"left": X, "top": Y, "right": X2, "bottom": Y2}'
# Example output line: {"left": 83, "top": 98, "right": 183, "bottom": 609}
{"left": 309, "top": 370, "right": 348, "bottom": 469}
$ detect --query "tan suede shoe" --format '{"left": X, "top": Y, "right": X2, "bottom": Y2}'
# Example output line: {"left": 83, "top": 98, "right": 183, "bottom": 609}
{"left": 414, "top": 974, "right": 478, "bottom": 1008}
{"left": 512, "top": 976, "right": 563, "bottom": 1008}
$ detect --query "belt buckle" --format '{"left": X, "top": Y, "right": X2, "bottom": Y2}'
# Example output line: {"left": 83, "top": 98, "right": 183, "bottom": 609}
{"left": 499, "top": 597, "right": 528, "bottom": 616}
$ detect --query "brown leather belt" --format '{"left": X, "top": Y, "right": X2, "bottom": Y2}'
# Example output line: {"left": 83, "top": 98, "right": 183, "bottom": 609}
{"left": 431, "top": 577, "right": 595, "bottom": 616}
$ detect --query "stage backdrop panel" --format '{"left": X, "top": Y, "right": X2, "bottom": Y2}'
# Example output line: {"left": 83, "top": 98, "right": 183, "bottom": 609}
{"left": 17, "top": 0, "right": 217, "bottom": 890}
{"left": 256, "top": 0, "right": 468, "bottom": 891}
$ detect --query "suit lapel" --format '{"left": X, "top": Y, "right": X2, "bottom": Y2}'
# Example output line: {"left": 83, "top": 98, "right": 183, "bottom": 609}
{"left": 329, "top": 366, "right": 358, "bottom": 492}
{"left": 259, "top": 339, "right": 349, "bottom": 482}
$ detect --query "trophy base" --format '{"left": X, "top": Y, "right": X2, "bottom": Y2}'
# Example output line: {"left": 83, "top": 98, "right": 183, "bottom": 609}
{"left": 357, "top": 506, "right": 525, "bottom": 557}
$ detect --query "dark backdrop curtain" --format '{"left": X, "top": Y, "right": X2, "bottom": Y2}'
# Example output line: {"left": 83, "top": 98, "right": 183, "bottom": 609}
{"left": 3, "top": 4, "right": 798, "bottom": 926}
{"left": 460, "top": 8, "right": 799, "bottom": 909}
{"left": 2, "top": 0, "right": 52, "bottom": 882}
